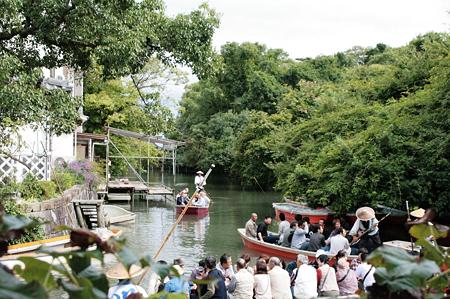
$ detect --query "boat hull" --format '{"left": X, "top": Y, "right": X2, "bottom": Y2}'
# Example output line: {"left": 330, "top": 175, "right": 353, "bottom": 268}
{"left": 273, "top": 203, "right": 334, "bottom": 224}
{"left": 176, "top": 205, "right": 209, "bottom": 217}
{"left": 237, "top": 228, "right": 357, "bottom": 263}
{"left": 104, "top": 205, "right": 136, "bottom": 224}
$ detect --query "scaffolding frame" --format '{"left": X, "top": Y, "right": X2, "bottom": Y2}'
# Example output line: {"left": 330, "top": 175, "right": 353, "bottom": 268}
{"left": 105, "top": 126, "right": 185, "bottom": 190}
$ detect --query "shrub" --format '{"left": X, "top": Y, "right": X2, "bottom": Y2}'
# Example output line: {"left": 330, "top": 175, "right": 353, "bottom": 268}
{"left": 3, "top": 200, "right": 44, "bottom": 245}
{"left": 51, "top": 171, "right": 76, "bottom": 192}
{"left": 19, "top": 173, "right": 57, "bottom": 201}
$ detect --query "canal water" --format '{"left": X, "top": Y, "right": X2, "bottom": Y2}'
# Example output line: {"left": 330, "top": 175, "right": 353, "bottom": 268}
{"left": 113, "top": 171, "right": 281, "bottom": 271}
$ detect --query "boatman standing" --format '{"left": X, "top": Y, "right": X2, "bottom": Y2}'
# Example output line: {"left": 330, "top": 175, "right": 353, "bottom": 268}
{"left": 195, "top": 170, "right": 206, "bottom": 191}
{"left": 349, "top": 207, "right": 381, "bottom": 253}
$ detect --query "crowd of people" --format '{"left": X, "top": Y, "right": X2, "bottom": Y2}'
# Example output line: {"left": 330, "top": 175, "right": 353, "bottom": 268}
{"left": 245, "top": 207, "right": 382, "bottom": 256}
{"left": 176, "top": 188, "right": 210, "bottom": 208}
{"left": 106, "top": 250, "right": 375, "bottom": 299}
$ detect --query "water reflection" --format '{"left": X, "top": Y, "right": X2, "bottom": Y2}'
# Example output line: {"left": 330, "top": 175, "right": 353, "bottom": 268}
{"left": 111, "top": 171, "right": 281, "bottom": 271}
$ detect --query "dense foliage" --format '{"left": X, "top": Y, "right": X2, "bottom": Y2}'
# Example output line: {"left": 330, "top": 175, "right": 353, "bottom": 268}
{"left": 0, "top": 0, "right": 219, "bottom": 151}
{"left": 176, "top": 33, "right": 450, "bottom": 216}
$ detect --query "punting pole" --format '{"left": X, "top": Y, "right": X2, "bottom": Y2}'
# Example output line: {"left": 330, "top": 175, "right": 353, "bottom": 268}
{"left": 406, "top": 201, "right": 415, "bottom": 254}
{"left": 137, "top": 164, "right": 215, "bottom": 284}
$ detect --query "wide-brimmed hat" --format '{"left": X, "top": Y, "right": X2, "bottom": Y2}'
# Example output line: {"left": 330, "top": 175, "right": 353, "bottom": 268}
{"left": 106, "top": 264, "right": 143, "bottom": 280}
{"left": 410, "top": 208, "right": 425, "bottom": 218}
{"left": 356, "top": 207, "right": 375, "bottom": 221}
{"left": 196, "top": 171, "right": 204, "bottom": 175}
{"left": 315, "top": 249, "right": 327, "bottom": 258}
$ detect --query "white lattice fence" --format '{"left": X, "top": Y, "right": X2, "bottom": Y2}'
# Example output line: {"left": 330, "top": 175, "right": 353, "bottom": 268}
{"left": 0, "top": 155, "right": 50, "bottom": 183}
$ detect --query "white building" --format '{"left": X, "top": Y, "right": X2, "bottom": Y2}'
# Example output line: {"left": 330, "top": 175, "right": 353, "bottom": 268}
{"left": 0, "top": 67, "right": 84, "bottom": 183}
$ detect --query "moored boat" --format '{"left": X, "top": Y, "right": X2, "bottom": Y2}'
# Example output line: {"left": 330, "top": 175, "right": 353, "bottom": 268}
{"left": 6, "top": 234, "right": 71, "bottom": 255}
{"left": 176, "top": 205, "right": 209, "bottom": 217}
{"left": 237, "top": 228, "right": 357, "bottom": 263}
{"left": 104, "top": 205, "right": 136, "bottom": 224}
{"left": 273, "top": 202, "right": 335, "bottom": 223}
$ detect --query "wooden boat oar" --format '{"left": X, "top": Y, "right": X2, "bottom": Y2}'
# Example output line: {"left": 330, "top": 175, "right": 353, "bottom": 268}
{"left": 137, "top": 164, "right": 215, "bottom": 284}
{"left": 351, "top": 212, "right": 391, "bottom": 246}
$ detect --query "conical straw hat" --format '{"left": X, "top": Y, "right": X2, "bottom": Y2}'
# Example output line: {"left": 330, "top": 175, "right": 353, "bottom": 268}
{"left": 106, "top": 264, "right": 143, "bottom": 280}
{"left": 356, "top": 207, "right": 375, "bottom": 221}
{"left": 410, "top": 208, "right": 425, "bottom": 218}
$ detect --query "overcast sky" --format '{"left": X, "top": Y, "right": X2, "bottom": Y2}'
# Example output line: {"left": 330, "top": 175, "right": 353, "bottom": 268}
{"left": 162, "top": 0, "right": 449, "bottom": 112}
{"left": 165, "top": 0, "right": 449, "bottom": 58}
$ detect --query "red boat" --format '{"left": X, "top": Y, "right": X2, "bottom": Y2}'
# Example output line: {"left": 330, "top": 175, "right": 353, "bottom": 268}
{"left": 273, "top": 203, "right": 335, "bottom": 224}
{"left": 176, "top": 205, "right": 209, "bottom": 217}
{"left": 237, "top": 228, "right": 357, "bottom": 263}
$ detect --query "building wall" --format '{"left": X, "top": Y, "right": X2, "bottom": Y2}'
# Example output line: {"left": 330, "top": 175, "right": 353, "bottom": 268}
{"left": 0, "top": 66, "right": 82, "bottom": 183}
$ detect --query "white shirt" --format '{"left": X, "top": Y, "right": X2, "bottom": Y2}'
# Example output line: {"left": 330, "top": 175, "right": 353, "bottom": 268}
{"left": 230, "top": 269, "right": 254, "bottom": 299}
{"left": 193, "top": 196, "right": 206, "bottom": 207}
{"left": 355, "top": 262, "right": 376, "bottom": 290}
{"left": 350, "top": 218, "right": 379, "bottom": 236}
{"left": 268, "top": 266, "right": 292, "bottom": 299}
{"left": 293, "top": 264, "right": 318, "bottom": 299}
{"left": 329, "top": 234, "right": 351, "bottom": 255}
{"left": 278, "top": 220, "right": 290, "bottom": 242}
{"left": 195, "top": 175, "right": 205, "bottom": 188}
{"left": 253, "top": 274, "right": 272, "bottom": 299}
{"left": 108, "top": 282, "right": 148, "bottom": 299}
{"left": 318, "top": 264, "right": 339, "bottom": 293}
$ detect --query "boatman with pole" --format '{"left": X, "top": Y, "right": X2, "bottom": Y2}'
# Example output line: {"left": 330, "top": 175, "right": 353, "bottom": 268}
{"left": 195, "top": 170, "right": 206, "bottom": 191}
{"left": 349, "top": 207, "right": 381, "bottom": 254}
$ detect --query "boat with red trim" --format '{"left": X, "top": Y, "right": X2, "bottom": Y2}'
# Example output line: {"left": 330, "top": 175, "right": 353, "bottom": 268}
{"left": 273, "top": 202, "right": 335, "bottom": 223}
{"left": 238, "top": 228, "right": 357, "bottom": 263}
{"left": 176, "top": 205, "right": 209, "bottom": 217}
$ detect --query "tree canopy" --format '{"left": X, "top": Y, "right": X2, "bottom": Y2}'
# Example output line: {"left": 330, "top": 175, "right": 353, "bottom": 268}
{"left": 176, "top": 33, "right": 450, "bottom": 216}
{"left": 0, "top": 0, "right": 219, "bottom": 150}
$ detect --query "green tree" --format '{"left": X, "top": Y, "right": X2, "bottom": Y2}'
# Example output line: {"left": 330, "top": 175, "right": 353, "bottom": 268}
{"left": 0, "top": 0, "right": 219, "bottom": 149}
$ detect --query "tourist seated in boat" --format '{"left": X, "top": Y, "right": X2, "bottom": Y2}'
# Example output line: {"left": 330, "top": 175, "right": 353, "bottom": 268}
{"left": 290, "top": 221, "right": 309, "bottom": 250}
{"left": 292, "top": 254, "right": 318, "bottom": 299}
{"left": 327, "top": 227, "right": 351, "bottom": 255}
{"left": 195, "top": 170, "right": 206, "bottom": 191}
{"left": 147, "top": 260, "right": 170, "bottom": 295}
{"left": 164, "top": 264, "right": 190, "bottom": 297}
{"left": 245, "top": 213, "right": 258, "bottom": 238}
{"left": 201, "top": 256, "right": 227, "bottom": 299}
{"left": 277, "top": 212, "right": 290, "bottom": 245}
{"left": 323, "top": 218, "right": 341, "bottom": 240}
{"left": 354, "top": 248, "right": 376, "bottom": 292}
{"left": 253, "top": 259, "right": 272, "bottom": 299}
{"left": 302, "top": 216, "right": 310, "bottom": 234}
{"left": 228, "top": 258, "right": 254, "bottom": 299}
{"left": 198, "top": 191, "right": 210, "bottom": 207}
{"left": 217, "top": 253, "right": 235, "bottom": 295}
{"left": 316, "top": 254, "right": 340, "bottom": 297}
{"left": 268, "top": 257, "right": 293, "bottom": 299}
{"left": 307, "top": 224, "right": 325, "bottom": 252}
{"left": 336, "top": 257, "right": 358, "bottom": 296}
{"left": 240, "top": 254, "right": 254, "bottom": 275}
{"left": 257, "top": 216, "right": 279, "bottom": 244}
{"left": 176, "top": 189, "right": 189, "bottom": 206}
{"left": 281, "top": 221, "right": 295, "bottom": 247}
{"left": 349, "top": 207, "right": 381, "bottom": 253}
{"left": 107, "top": 263, "right": 148, "bottom": 299}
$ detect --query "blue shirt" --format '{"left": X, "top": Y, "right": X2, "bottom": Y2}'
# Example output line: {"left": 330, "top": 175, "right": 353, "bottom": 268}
{"left": 164, "top": 277, "right": 190, "bottom": 295}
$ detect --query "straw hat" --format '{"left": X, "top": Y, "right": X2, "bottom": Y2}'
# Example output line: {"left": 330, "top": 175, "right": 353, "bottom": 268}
{"left": 196, "top": 171, "right": 204, "bottom": 175}
{"left": 410, "top": 208, "right": 425, "bottom": 218}
{"left": 106, "top": 264, "right": 143, "bottom": 280}
{"left": 356, "top": 207, "right": 375, "bottom": 221}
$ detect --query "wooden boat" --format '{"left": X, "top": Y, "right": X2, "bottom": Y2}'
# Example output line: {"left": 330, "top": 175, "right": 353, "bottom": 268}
{"left": 273, "top": 202, "right": 335, "bottom": 223}
{"left": 281, "top": 199, "right": 407, "bottom": 225}
{"left": 344, "top": 204, "right": 407, "bottom": 225}
{"left": 1, "top": 228, "right": 123, "bottom": 270}
{"left": 237, "top": 228, "right": 357, "bottom": 263}
{"left": 176, "top": 204, "right": 209, "bottom": 217}
{"left": 104, "top": 205, "right": 136, "bottom": 224}
{"left": 6, "top": 234, "right": 71, "bottom": 255}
